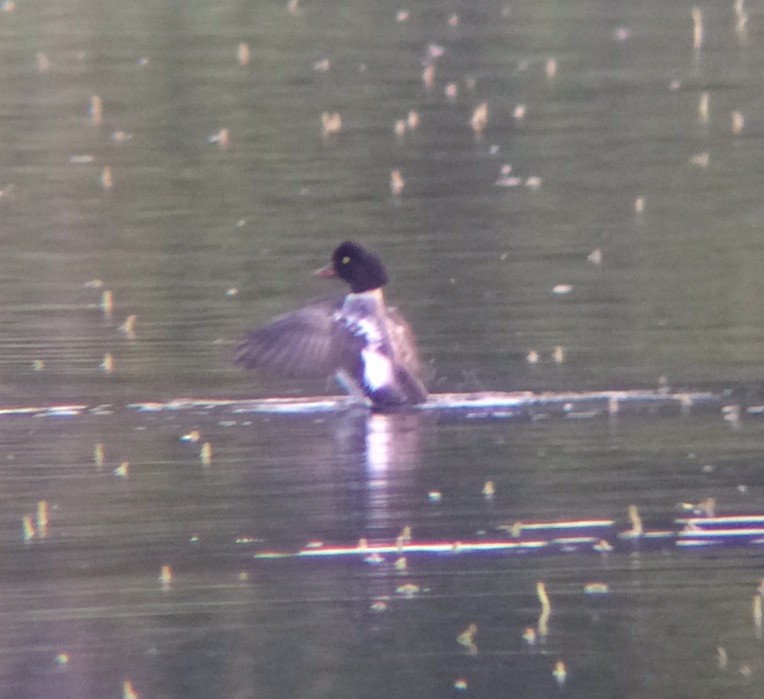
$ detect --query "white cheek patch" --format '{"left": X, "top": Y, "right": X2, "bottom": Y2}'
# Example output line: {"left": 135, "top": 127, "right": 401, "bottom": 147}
{"left": 361, "top": 348, "right": 394, "bottom": 391}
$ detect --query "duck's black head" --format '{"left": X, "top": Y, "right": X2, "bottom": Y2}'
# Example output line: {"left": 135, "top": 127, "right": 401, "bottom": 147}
{"left": 316, "top": 241, "right": 389, "bottom": 293}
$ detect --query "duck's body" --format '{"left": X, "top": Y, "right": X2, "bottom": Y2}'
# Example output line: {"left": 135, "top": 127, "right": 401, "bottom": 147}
{"left": 234, "top": 242, "right": 428, "bottom": 408}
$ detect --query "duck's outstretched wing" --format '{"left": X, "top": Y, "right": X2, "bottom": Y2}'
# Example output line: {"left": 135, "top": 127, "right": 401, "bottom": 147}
{"left": 386, "top": 307, "right": 429, "bottom": 404}
{"left": 234, "top": 297, "right": 363, "bottom": 378}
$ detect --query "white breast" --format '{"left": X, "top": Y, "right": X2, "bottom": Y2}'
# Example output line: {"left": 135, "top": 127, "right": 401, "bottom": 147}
{"left": 361, "top": 347, "right": 394, "bottom": 391}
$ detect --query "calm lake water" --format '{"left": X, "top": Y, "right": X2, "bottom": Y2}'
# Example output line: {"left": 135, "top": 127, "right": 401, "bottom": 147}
{"left": 2, "top": 1, "right": 764, "bottom": 697}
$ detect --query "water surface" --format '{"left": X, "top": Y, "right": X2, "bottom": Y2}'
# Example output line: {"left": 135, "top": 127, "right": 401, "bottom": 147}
{"left": 1, "top": 1, "right": 764, "bottom": 697}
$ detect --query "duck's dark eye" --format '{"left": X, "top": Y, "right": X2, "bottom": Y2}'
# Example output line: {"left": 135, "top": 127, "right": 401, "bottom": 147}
{"left": 342, "top": 256, "right": 350, "bottom": 264}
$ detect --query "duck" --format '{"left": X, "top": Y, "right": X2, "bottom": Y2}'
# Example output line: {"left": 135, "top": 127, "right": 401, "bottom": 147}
{"left": 234, "top": 241, "right": 428, "bottom": 408}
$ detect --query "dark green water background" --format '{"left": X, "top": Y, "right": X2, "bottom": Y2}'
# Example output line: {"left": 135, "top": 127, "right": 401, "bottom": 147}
{"left": 1, "top": 1, "right": 764, "bottom": 697}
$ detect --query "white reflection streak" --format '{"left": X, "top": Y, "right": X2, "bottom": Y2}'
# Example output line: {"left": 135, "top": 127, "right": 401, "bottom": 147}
{"left": 364, "top": 414, "right": 393, "bottom": 533}
{"left": 365, "top": 413, "right": 392, "bottom": 483}
{"left": 361, "top": 412, "right": 422, "bottom": 535}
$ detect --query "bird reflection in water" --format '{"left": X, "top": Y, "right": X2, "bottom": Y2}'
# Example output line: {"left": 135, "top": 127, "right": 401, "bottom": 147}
{"left": 331, "top": 410, "right": 426, "bottom": 618}
{"left": 332, "top": 410, "right": 424, "bottom": 528}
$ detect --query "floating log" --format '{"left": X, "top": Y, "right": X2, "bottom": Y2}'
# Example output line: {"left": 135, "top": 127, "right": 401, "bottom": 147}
{"left": 253, "top": 513, "right": 764, "bottom": 561}
{"left": 0, "top": 389, "right": 747, "bottom": 420}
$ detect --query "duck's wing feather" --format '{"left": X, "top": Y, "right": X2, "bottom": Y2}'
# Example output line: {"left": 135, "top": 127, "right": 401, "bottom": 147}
{"left": 386, "top": 307, "right": 429, "bottom": 403}
{"left": 234, "top": 297, "right": 364, "bottom": 378}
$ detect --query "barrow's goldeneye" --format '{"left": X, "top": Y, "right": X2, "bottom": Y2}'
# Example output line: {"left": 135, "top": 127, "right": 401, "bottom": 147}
{"left": 234, "top": 241, "right": 428, "bottom": 408}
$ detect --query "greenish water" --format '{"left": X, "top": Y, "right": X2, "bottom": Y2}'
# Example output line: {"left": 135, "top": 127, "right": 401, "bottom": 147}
{"left": 1, "top": 1, "right": 764, "bottom": 697}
